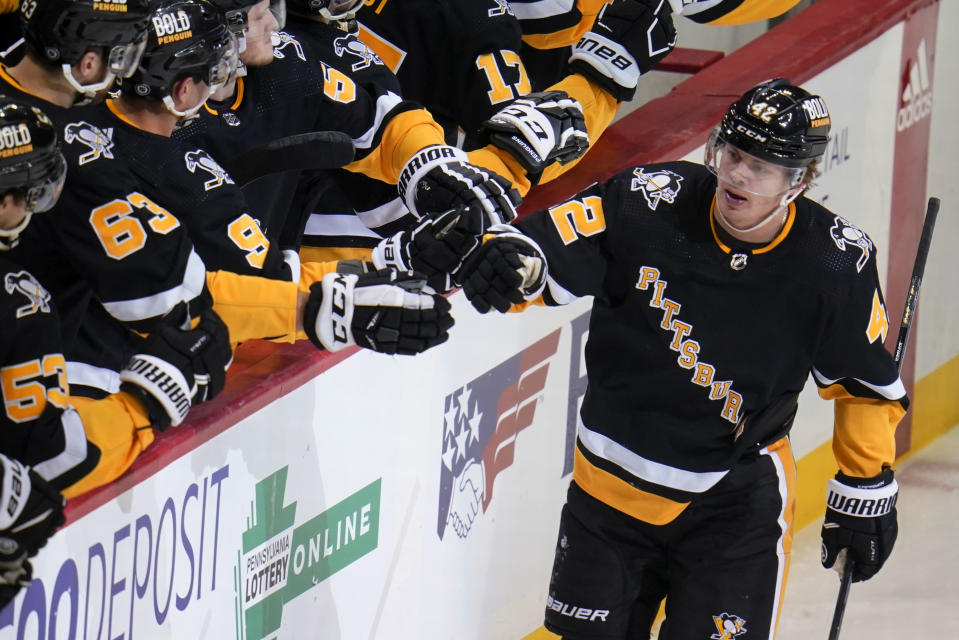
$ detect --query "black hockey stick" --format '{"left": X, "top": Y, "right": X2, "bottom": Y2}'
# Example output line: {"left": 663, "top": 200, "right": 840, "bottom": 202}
{"left": 222, "top": 130, "right": 355, "bottom": 186}
{"left": 827, "top": 195, "right": 940, "bottom": 640}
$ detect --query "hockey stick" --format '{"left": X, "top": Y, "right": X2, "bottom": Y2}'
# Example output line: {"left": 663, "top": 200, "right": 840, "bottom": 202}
{"left": 222, "top": 130, "right": 355, "bottom": 186}
{"left": 827, "top": 195, "right": 940, "bottom": 640}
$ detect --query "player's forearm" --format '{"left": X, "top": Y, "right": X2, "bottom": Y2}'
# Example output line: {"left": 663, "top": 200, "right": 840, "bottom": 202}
{"left": 343, "top": 109, "right": 447, "bottom": 184}
{"left": 207, "top": 270, "right": 303, "bottom": 343}
{"left": 829, "top": 395, "right": 904, "bottom": 478}
{"left": 520, "top": 0, "right": 607, "bottom": 49}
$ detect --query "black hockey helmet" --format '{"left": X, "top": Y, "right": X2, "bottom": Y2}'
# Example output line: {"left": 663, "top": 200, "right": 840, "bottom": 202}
{"left": 20, "top": 0, "right": 151, "bottom": 96}
{"left": 714, "top": 78, "right": 831, "bottom": 169}
{"left": 287, "top": 0, "right": 361, "bottom": 22}
{"left": 121, "top": 0, "right": 238, "bottom": 117}
{"left": 0, "top": 97, "right": 67, "bottom": 250}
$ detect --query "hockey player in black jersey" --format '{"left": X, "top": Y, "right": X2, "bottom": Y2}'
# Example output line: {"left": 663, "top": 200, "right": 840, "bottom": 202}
{"left": 3, "top": 0, "right": 452, "bottom": 497}
{"left": 454, "top": 80, "right": 906, "bottom": 639}
{"left": 0, "top": 96, "right": 236, "bottom": 608}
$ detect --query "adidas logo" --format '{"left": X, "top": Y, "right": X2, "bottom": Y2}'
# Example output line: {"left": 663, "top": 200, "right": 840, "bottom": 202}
{"left": 897, "top": 39, "right": 933, "bottom": 132}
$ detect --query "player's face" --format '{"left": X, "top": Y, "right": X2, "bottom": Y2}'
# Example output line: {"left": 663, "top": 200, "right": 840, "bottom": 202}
{"left": 241, "top": 0, "right": 279, "bottom": 67}
{"left": 713, "top": 145, "right": 797, "bottom": 226}
{"left": 0, "top": 193, "right": 27, "bottom": 233}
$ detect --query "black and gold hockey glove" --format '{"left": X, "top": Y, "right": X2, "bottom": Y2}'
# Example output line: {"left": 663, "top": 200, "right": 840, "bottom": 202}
{"left": 459, "top": 227, "right": 547, "bottom": 313}
{"left": 304, "top": 269, "right": 454, "bottom": 355}
{"left": 821, "top": 468, "right": 898, "bottom": 582}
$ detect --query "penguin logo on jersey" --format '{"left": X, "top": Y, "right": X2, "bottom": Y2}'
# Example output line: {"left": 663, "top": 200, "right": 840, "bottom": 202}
{"left": 630, "top": 168, "right": 684, "bottom": 210}
{"left": 184, "top": 149, "right": 235, "bottom": 191}
{"left": 710, "top": 612, "right": 747, "bottom": 639}
{"left": 4, "top": 271, "right": 52, "bottom": 318}
{"left": 487, "top": 0, "right": 514, "bottom": 17}
{"left": 63, "top": 121, "right": 114, "bottom": 165}
{"left": 829, "top": 215, "right": 872, "bottom": 272}
{"left": 271, "top": 31, "right": 306, "bottom": 61}
{"left": 221, "top": 112, "right": 241, "bottom": 127}
{"left": 333, "top": 35, "right": 383, "bottom": 72}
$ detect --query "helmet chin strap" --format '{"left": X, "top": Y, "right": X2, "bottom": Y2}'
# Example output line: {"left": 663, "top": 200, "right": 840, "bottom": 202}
{"left": 716, "top": 185, "right": 803, "bottom": 234}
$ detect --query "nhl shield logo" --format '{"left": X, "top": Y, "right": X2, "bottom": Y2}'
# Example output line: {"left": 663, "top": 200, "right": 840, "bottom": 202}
{"left": 630, "top": 168, "right": 684, "bottom": 210}
{"left": 184, "top": 149, "right": 235, "bottom": 191}
{"left": 4, "top": 270, "right": 52, "bottom": 318}
{"left": 829, "top": 215, "right": 872, "bottom": 272}
{"left": 63, "top": 121, "right": 115, "bottom": 165}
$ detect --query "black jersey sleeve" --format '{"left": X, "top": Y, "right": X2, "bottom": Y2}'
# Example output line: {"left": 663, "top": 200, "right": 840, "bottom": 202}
{"left": 515, "top": 173, "right": 627, "bottom": 301}
{"left": 0, "top": 263, "right": 99, "bottom": 489}
{"left": 170, "top": 146, "right": 295, "bottom": 281}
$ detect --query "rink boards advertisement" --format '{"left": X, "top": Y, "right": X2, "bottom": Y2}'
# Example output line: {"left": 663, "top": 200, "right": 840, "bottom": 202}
{"left": 4, "top": 1, "right": 958, "bottom": 638}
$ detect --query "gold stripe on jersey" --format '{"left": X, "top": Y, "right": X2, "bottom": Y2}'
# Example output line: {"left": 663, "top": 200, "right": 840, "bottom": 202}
{"left": 704, "top": 0, "right": 801, "bottom": 25}
{"left": 818, "top": 384, "right": 903, "bottom": 478}
{"left": 203, "top": 77, "right": 245, "bottom": 115}
{"left": 520, "top": 0, "right": 607, "bottom": 50}
{"left": 296, "top": 259, "right": 343, "bottom": 293}
{"left": 344, "top": 108, "right": 446, "bottom": 184}
{"left": 62, "top": 391, "right": 153, "bottom": 498}
{"left": 764, "top": 436, "right": 797, "bottom": 639}
{"left": 573, "top": 446, "right": 691, "bottom": 525}
{"left": 298, "top": 246, "right": 374, "bottom": 266}
{"left": 0, "top": 0, "right": 17, "bottom": 13}
{"left": 709, "top": 195, "right": 797, "bottom": 254}
{"left": 356, "top": 23, "right": 406, "bottom": 73}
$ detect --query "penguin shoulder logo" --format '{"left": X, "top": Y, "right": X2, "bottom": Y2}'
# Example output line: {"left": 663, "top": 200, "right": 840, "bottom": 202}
{"left": 272, "top": 31, "right": 306, "bottom": 61}
{"left": 333, "top": 35, "right": 383, "bottom": 72}
{"left": 4, "top": 271, "right": 52, "bottom": 318}
{"left": 63, "top": 121, "right": 115, "bottom": 165}
{"left": 152, "top": 9, "right": 192, "bottom": 45}
{"left": 184, "top": 149, "right": 235, "bottom": 191}
{"left": 630, "top": 167, "right": 684, "bottom": 210}
{"left": 829, "top": 215, "right": 873, "bottom": 272}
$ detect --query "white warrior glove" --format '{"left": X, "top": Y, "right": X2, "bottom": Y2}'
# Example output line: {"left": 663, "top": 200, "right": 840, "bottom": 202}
{"left": 397, "top": 145, "right": 520, "bottom": 227}
{"left": 304, "top": 269, "right": 454, "bottom": 355}
{"left": 569, "top": 0, "right": 677, "bottom": 102}
{"left": 481, "top": 90, "right": 590, "bottom": 175}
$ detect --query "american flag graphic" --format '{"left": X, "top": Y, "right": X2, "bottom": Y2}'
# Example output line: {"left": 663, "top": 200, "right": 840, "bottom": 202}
{"left": 436, "top": 329, "right": 560, "bottom": 540}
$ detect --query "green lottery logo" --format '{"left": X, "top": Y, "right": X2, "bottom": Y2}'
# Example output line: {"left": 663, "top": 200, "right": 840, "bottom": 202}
{"left": 234, "top": 468, "right": 381, "bottom": 639}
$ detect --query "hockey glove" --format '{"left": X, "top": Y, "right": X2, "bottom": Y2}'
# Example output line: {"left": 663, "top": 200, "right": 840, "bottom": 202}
{"left": 372, "top": 206, "right": 489, "bottom": 293}
{"left": 0, "top": 454, "right": 65, "bottom": 606}
{"left": 821, "top": 468, "right": 898, "bottom": 582}
{"left": 481, "top": 91, "right": 590, "bottom": 175}
{"left": 304, "top": 269, "right": 454, "bottom": 355}
{"left": 119, "top": 308, "right": 233, "bottom": 430}
{"left": 569, "top": 0, "right": 677, "bottom": 102}
{"left": 459, "top": 227, "right": 547, "bottom": 313}
{"left": 397, "top": 145, "right": 520, "bottom": 226}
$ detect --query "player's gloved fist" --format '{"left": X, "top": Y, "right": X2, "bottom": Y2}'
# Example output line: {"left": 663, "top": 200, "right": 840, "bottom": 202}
{"left": 458, "top": 226, "right": 547, "bottom": 313}
{"left": 569, "top": 0, "right": 677, "bottom": 102}
{"left": 304, "top": 269, "right": 454, "bottom": 355}
{"left": 120, "top": 308, "right": 233, "bottom": 431}
{"left": 398, "top": 145, "right": 520, "bottom": 227}
{"left": 481, "top": 90, "right": 590, "bottom": 174}
{"left": 0, "top": 454, "right": 65, "bottom": 606}
{"left": 820, "top": 468, "right": 898, "bottom": 582}
{"left": 372, "top": 205, "right": 490, "bottom": 293}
